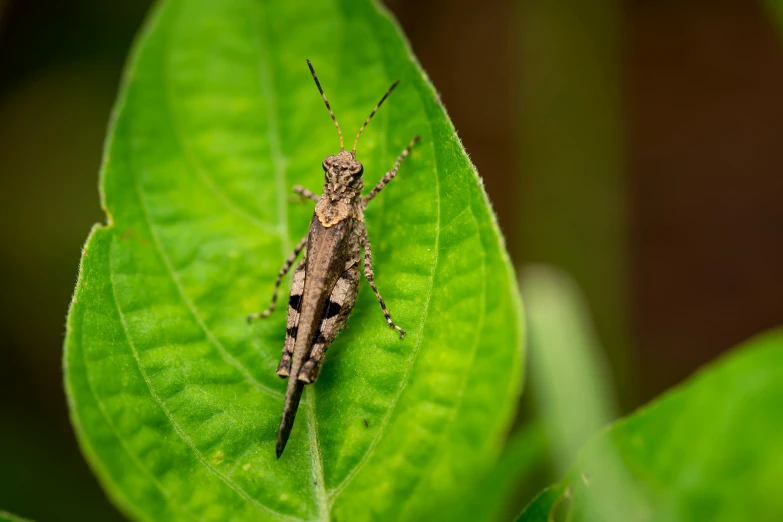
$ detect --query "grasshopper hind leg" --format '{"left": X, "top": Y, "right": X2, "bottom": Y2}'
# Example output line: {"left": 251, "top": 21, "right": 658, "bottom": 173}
{"left": 276, "top": 259, "right": 306, "bottom": 378}
{"left": 298, "top": 265, "right": 360, "bottom": 383}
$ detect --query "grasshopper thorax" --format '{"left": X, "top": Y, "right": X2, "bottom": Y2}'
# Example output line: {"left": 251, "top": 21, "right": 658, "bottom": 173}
{"left": 323, "top": 150, "right": 364, "bottom": 191}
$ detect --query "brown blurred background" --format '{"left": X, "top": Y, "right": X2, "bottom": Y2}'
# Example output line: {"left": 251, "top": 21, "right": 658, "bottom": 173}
{"left": 1, "top": 0, "right": 782, "bottom": 520}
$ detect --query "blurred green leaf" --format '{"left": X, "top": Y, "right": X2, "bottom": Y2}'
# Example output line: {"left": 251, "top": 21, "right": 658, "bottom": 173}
{"left": 765, "top": 0, "right": 783, "bottom": 33}
{"left": 521, "top": 265, "right": 617, "bottom": 474}
{"left": 425, "top": 423, "right": 547, "bottom": 522}
{"left": 62, "top": 0, "right": 523, "bottom": 521}
{"left": 519, "top": 329, "right": 783, "bottom": 522}
{"left": 515, "top": 485, "right": 566, "bottom": 522}
{"left": 0, "top": 511, "right": 34, "bottom": 522}
{"left": 517, "top": 0, "right": 632, "bottom": 408}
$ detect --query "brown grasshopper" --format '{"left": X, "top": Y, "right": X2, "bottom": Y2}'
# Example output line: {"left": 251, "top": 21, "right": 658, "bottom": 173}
{"left": 248, "top": 59, "right": 419, "bottom": 458}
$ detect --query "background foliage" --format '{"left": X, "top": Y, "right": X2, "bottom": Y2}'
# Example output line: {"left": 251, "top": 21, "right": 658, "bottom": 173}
{"left": 519, "top": 329, "right": 783, "bottom": 521}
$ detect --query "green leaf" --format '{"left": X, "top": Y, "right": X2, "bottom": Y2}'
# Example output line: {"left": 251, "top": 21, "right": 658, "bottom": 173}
{"left": 63, "top": 0, "right": 523, "bottom": 521}
{"left": 0, "top": 511, "right": 34, "bottom": 522}
{"left": 425, "top": 423, "right": 547, "bottom": 522}
{"left": 521, "top": 265, "right": 617, "bottom": 474}
{"left": 518, "top": 329, "right": 783, "bottom": 522}
{"left": 765, "top": 0, "right": 783, "bottom": 34}
{"left": 515, "top": 486, "right": 567, "bottom": 522}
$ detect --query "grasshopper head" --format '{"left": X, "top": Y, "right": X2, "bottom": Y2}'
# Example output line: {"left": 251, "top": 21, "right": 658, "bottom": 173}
{"left": 323, "top": 150, "right": 364, "bottom": 190}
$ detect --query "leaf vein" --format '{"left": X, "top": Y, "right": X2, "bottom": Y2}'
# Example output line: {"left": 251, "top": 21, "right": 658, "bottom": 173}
{"left": 161, "top": 14, "right": 278, "bottom": 234}
{"left": 398, "top": 203, "right": 488, "bottom": 517}
{"left": 77, "top": 267, "right": 200, "bottom": 522}
{"left": 156, "top": 0, "right": 282, "bottom": 402}
{"left": 110, "top": 234, "right": 296, "bottom": 521}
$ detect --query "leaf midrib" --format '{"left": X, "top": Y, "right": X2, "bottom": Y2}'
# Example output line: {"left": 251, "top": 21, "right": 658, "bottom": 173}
{"left": 326, "top": 35, "right": 443, "bottom": 504}
{"left": 246, "top": 0, "right": 330, "bottom": 519}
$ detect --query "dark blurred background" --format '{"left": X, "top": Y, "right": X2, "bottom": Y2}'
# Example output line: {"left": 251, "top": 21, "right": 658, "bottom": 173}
{"left": 1, "top": 0, "right": 781, "bottom": 520}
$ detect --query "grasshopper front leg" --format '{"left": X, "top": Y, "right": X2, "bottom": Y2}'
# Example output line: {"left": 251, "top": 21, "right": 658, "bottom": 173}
{"left": 363, "top": 135, "right": 419, "bottom": 205}
{"left": 293, "top": 185, "right": 320, "bottom": 202}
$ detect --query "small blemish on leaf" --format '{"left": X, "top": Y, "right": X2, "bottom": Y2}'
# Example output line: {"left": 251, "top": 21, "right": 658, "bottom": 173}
{"left": 120, "top": 228, "right": 150, "bottom": 245}
{"left": 242, "top": 463, "right": 251, "bottom": 471}
{"left": 211, "top": 449, "right": 224, "bottom": 465}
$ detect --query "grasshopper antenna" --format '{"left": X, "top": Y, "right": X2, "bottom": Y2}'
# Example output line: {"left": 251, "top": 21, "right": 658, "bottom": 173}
{"left": 307, "top": 59, "right": 344, "bottom": 151}
{"left": 352, "top": 79, "right": 400, "bottom": 155}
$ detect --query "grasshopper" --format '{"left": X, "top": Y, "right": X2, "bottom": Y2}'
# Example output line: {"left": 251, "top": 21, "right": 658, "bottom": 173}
{"left": 248, "top": 59, "right": 419, "bottom": 458}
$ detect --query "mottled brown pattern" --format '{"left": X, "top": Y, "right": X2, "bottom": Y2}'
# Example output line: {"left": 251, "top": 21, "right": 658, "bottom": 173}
{"left": 276, "top": 259, "right": 306, "bottom": 378}
{"left": 299, "top": 265, "right": 361, "bottom": 383}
